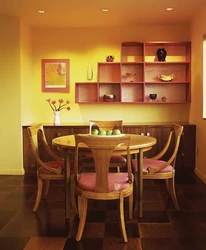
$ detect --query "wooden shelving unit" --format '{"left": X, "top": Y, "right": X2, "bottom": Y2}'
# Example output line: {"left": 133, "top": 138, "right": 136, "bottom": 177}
{"left": 75, "top": 41, "right": 191, "bottom": 104}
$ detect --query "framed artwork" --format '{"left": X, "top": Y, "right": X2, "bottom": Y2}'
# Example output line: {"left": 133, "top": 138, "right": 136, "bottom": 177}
{"left": 41, "top": 59, "right": 70, "bottom": 92}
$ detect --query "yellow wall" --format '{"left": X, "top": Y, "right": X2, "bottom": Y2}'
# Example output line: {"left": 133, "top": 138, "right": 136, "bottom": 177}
{"left": 0, "top": 15, "right": 23, "bottom": 174}
{"left": 190, "top": 4, "right": 206, "bottom": 183}
{"left": 27, "top": 26, "right": 191, "bottom": 124}
{"left": 1, "top": 11, "right": 205, "bottom": 180}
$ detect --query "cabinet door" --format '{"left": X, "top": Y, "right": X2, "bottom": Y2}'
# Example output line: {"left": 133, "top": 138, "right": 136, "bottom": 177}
{"left": 44, "top": 126, "right": 89, "bottom": 157}
{"left": 123, "top": 124, "right": 196, "bottom": 170}
{"left": 176, "top": 125, "right": 196, "bottom": 170}
{"left": 140, "top": 125, "right": 171, "bottom": 158}
{"left": 124, "top": 125, "right": 171, "bottom": 158}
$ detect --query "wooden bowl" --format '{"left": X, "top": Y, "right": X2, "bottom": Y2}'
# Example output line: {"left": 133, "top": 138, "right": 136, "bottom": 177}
{"left": 103, "top": 94, "right": 116, "bottom": 102}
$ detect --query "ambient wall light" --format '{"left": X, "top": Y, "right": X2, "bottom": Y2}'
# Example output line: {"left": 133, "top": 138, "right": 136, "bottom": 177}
{"left": 101, "top": 8, "right": 109, "bottom": 12}
{"left": 166, "top": 7, "right": 174, "bottom": 11}
{"left": 37, "top": 10, "right": 45, "bottom": 14}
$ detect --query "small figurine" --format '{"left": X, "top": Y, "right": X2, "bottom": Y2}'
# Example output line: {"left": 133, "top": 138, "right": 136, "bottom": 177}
{"left": 126, "top": 72, "right": 136, "bottom": 82}
{"left": 161, "top": 96, "right": 167, "bottom": 102}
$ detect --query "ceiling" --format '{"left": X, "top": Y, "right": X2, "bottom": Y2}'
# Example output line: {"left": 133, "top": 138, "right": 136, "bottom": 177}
{"left": 0, "top": 0, "right": 205, "bottom": 28}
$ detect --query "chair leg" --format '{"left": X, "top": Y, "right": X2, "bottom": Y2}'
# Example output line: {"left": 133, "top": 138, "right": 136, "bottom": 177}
{"left": 169, "top": 177, "right": 180, "bottom": 210}
{"left": 76, "top": 195, "right": 88, "bottom": 241}
{"left": 33, "top": 178, "right": 43, "bottom": 212}
{"left": 42, "top": 180, "right": 50, "bottom": 199}
{"left": 119, "top": 194, "right": 128, "bottom": 243}
{"left": 165, "top": 179, "right": 171, "bottom": 197}
{"left": 133, "top": 173, "right": 138, "bottom": 211}
{"left": 128, "top": 192, "right": 133, "bottom": 220}
{"left": 70, "top": 175, "right": 78, "bottom": 214}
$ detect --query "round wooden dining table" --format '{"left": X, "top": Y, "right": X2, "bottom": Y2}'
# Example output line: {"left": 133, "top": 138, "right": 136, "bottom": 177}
{"left": 52, "top": 134, "right": 156, "bottom": 219}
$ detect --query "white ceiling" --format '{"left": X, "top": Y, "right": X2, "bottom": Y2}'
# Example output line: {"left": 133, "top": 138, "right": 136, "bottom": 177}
{"left": 0, "top": 0, "right": 205, "bottom": 28}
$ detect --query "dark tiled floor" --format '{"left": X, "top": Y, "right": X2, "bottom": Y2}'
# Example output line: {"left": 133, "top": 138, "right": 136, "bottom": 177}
{"left": 0, "top": 171, "right": 206, "bottom": 250}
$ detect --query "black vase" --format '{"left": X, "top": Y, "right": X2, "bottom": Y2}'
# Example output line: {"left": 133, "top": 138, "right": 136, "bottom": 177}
{"left": 156, "top": 48, "right": 167, "bottom": 61}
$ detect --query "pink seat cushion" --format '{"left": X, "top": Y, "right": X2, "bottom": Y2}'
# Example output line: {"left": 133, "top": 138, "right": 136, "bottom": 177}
{"left": 83, "top": 154, "right": 126, "bottom": 164}
{"left": 77, "top": 172, "right": 132, "bottom": 192}
{"left": 131, "top": 158, "right": 173, "bottom": 174}
{"left": 38, "top": 160, "right": 74, "bottom": 174}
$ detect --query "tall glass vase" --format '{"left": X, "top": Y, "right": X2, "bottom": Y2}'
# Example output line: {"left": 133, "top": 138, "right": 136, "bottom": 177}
{"left": 54, "top": 111, "right": 60, "bottom": 125}
{"left": 87, "top": 64, "right": 93, "bottom": 80}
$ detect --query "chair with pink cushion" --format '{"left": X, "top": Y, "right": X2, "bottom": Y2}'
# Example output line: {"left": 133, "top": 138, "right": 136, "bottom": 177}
{"left": 131, "top": 123, "right": 183, "bottom": 210}
{"left": 27, "top": 124, "right": 76, "bottom": 213}
{"left": 74, "top": 134, "right": 133, "bottom": 242}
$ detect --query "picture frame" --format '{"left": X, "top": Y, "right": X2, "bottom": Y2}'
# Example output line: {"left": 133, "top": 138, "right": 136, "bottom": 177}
{"left": 41, "top": 59, "right": 70, "bottom": 92}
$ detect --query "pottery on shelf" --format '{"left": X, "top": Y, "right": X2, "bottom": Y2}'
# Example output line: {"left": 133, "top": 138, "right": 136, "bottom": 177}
{"left": 156, "top": 48, "right": 167, "bottom": 61}
{"left": 103, "top": 94, "right": 116, "bottom": 102}
{"left": 106, "top": 55, "right": 114, "bottom": 62}
{"left": 158, "top": 74, "right": 175, "bottom": 82}
{"left": 149, "top": 93, "right": 157, "bottom": 101}
{"left": 161, "top": 96, "right": 167, "bottom": 102}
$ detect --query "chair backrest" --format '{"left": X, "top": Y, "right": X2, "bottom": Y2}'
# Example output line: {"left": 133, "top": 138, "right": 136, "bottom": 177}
{"left": 74, "top": 134, "right": 132, "bottom": 193}
{"left": 27, "top": 124, "right": 44, "bottom": 161}
{"left": 148, "top": 123, "right": 184, "bottom": 173}
{"left": 27, "top": 124, "right": 61, "bottom": 174}
{"left": 89, "top": 120, "right": 123, "bottom": 134}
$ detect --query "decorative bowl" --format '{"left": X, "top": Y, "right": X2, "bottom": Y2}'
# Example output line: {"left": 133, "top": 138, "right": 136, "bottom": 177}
{"left": 158, "top": 74, "right": 175, "bottom": 82}
{"left": 103, "top": 94, "right": 116, "bottom": 102}
{"left": 149, "top": 93, "right": 157, "bottom": 100}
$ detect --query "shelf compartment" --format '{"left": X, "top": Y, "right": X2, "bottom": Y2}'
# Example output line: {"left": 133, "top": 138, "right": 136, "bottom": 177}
{"left": 145, "top": 63, "right": 190, "bottom": 82}
{"left": 98, "top": 63, "right": 121, "bottom": 82}
{"left": 122, "top": 83, "right": 144, "bottom": 103}
{"left": 99, "top": 83, "right": 121, "bottom": 102}
{"left": 75, "top": 82, "right": 98, "bottom": 103}
{"left": 145, "top": 82, "right": 190, "bottom": 103}
{"left": 122, "top": 63, "right": 144, "bottom": 82}
{"left": 144, "top": 42, "right": 191, "bottom": 63}
{"left": 121, "top": 42, "right": 144, "bottom": 62}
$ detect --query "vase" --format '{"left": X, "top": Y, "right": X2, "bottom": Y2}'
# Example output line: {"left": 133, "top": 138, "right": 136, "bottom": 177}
{"left": 87, "top": 64, "right": 93, "bottom": 80}
{"left": 156, "top": 48, "right": 167, "bottom": 61}
{"left": 54, "top": 111, "right": 60, "bottom": 125}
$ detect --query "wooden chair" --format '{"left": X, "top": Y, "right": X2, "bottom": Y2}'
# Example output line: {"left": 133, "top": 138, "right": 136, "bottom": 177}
{"left": 74, "top": 134, "right": 133, "bottom": 242}
{"left": 131, "top": 123, "right": 183, "bottom": 210}
{"left": 27, "top": 124, "right": 76, "bottom": 213}
{"left": 82, "top": 120, "right": 127, "bottom": 172}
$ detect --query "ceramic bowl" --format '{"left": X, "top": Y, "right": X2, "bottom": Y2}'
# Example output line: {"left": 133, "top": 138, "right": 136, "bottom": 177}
{"left": 103, "top": 94, "right": 116, "bottom": 102}
{"left": 149, "top": 94, "right": 157, "bottom": 100}
{"left": 158, "top": 73, "right": 175, "bottom": 82}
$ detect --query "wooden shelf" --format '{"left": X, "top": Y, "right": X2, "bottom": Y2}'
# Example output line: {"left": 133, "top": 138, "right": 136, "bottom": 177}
{"left": 75, "top": 41, "right": 191, "bottom": 104}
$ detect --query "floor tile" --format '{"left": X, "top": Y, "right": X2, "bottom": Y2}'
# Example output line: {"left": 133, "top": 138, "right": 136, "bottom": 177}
{"left": 141, "top": 238, "right": 181, "bottom": 250}
{"left": 24, "top": 237, "right": 67, "bottom": 250}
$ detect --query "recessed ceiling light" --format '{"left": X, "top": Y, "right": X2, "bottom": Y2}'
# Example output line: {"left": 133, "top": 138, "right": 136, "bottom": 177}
{"left": 37, "top": 10, "right": 45, "bottom": 14}
{"left": 166, "top": 7, "right": 174, "bottom": 11}
{"left": 101, "top": 8, "right": 109, "bottom": 12}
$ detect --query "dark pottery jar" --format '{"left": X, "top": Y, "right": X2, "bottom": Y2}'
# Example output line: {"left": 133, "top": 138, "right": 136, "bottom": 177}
{"left": 156, "top": 48, "right": 167, "bottom": 61}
